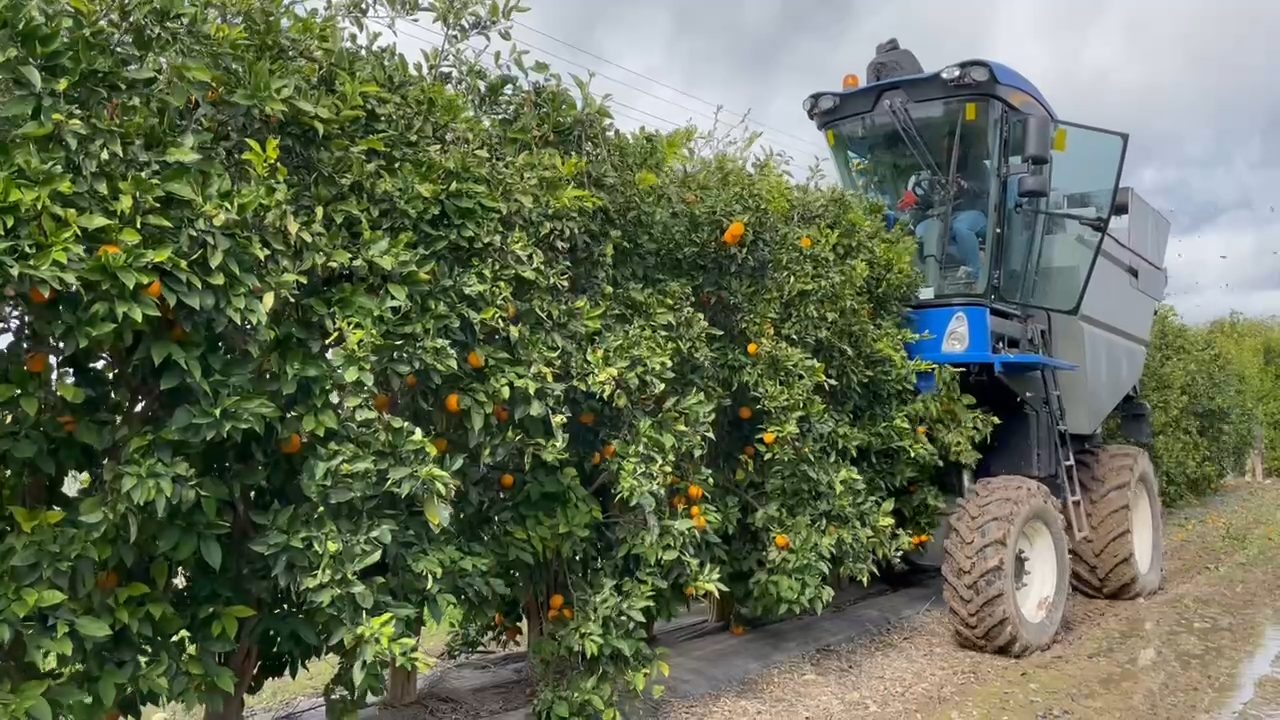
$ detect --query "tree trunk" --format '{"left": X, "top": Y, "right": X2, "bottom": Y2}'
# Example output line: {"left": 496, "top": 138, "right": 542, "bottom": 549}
{"left": 203, "top": 619, "right": 259, "bottom": 720}
{"left": 384, "top": 665, "right": 419, "bottom": 706}
{"left": 709, "top": 593, "right": 734, "bottom": 624}
{"left": 1252, "top": 426, "right": 1265, "bottom": 482}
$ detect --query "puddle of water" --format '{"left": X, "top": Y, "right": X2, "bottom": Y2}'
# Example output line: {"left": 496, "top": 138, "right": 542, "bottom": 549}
{"left": 1224, "top": 622, "right": 1280, "bottom": 718}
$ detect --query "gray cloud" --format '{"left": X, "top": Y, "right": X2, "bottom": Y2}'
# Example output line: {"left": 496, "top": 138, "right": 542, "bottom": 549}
{"left": 395, "top": 1, "right": 1280, "bottom": 322}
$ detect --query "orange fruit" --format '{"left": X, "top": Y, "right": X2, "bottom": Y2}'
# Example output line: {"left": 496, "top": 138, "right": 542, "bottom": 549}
{"left": 689, "top": 505, "right": 701, "bottom": 519}
{"left": 373, "top": 394, "right": 391, "bottom": 414}
{"left": 729, "top": 623, "right": 746, "bottom": 636}
{"left": 746, "top": 342, "right": 759, "bottom": 357}
{"left": 591, "top": 452, "right": 602, "bottom": 467}
{"left": 97, "top": 244, "right": 122, "bottom": 256}
{"left": 145, "top": 280, "right": 163, "bottom": 299}
{"left": 206, "top": 87, "right": 220, "bottom": 102}
{"left": 493, "top": 405, "right": 511, "bottom": 423}
{"left": 95, "top": 570, "right": 120, "bottom": 592}
{"left": 105, "top": 710, "right": 121, "bottom": 720}
{"left": 687, "top": 484, "right": 704, "bottom": 502}
{"left": 404, "top": 374, "right": 418, "bottom": 389}
{"left": 432, "top": 438, "right": 448, "bottom": 454}
{"left": 722, "top": 221, "right": 745, "bottom": 246}
{"left": 169, "top": 324, "right": 188, "bottom": 342}
{"left": 737, "top": 406, "right": 753, "bottom": 421}
{"left": 548, "top": 608, "right": 561, "bottom": 621}
{"left": 578, "top": 411, "right": 595, "bottom": 426}
{"left": 24, "top": 352, "right": 48, "bottom": 374}
{"left": 499, "top": 473, "right": 515, "bottom": 491}
{"left": 28, "top": 287, "right": 54, "bottom": 304}
{"left": 774, "top": 534, "right": 790, "bottom": 550}
{"left": 466, "top": 350, "right": 485, "bottom": 369}
{"left": 494, "top": 612, "right": 504, "bottom": 627}
{"left": 916, "top": 425, "right": 927, "bottom": 436}
{"left": 684, "top": 585, "right": 697, "bottom": 598}
{"left": 444, "top": 393, "right": 462, "bottom": 414}
{"left": 762, "top": 432, "right": 777, "bottom": 446}
{"left": 671, "top": 495, "right": 687, "bottom": 510}
{"left": 505, "top": 626, "right": 520, "bottom": 642}
{"left": 601, "top": 443, "right": 616, "bottom": 460}
{"left": 743, "top": 445, "right": 756, "bottom": 458}
{"left": 58, "top": 415, "right": 77, "bottom": 433}
{"left": 561, "top": 607, "right": 573, "bottom": 621}
{"left": 549, "top": 593, "right": 565, "bottom": 611}
{"left": 506, "top": 303, "right": 518, "bottom": 321}
{"left": 279, "top": 433, "right": 302, "bottom": 455}
{"left": 799, "top": 236, "right": 813, "bottom": 250}
{"left": 692, "top": 516, "right": 708, "bottom": 531}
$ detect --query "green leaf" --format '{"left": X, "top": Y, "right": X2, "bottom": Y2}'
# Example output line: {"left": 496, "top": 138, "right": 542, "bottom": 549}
{"left": 0, "top": 384, "right": 16, "bottom": 401}
{"left": 56, "top": 382, "right": 86, "bottom": 403}
{"left": 262, "top": 290, "right": 275, "bottom": 312}
{"left": 75, "top": 616, "right": 112, "bottom": 638}
{"left": 35, "top": 589, "right": 67, "bottom": 608}
{"left": 27, "top": 697, "right": 52, "bottom": 720}
{"left": 200, "top": 535, "right": 222, "bottom": 571}
{"left": 18, "top": 65, "right": 41, "bottom": 91}
{"left": 164, "top": 146, "right": 202, "bottom": 163}
{"left": 20, "top": 396, "right": 38, "bottom": 416}
{"left": 225, "top": 605, "right": 257, "bottom": 618}
{"left": 97, "top": 674, "right": 116, "bottom": 707}
{"left": 75, "top": 213, "right": 114, "bottom": 230}
{"left": 9, "top": 506, "right": 39, "bottom": 532}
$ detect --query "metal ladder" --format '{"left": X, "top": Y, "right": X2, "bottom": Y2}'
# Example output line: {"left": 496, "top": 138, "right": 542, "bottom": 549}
{"left": 1043, "top": 366, "right": 1090, "bottom": 540}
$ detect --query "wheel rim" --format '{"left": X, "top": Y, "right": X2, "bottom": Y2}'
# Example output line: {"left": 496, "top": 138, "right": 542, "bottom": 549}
{"left": 1131, "top": 479, "right": 1154, "bottom": 575}
{"left": 1014, "top": 518, "right": 1058, "bottom": 623}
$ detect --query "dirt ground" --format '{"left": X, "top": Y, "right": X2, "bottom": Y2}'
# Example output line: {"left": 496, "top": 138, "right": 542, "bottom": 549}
{"left": 662, "top": 476, "right": 1280, "bottom": 720}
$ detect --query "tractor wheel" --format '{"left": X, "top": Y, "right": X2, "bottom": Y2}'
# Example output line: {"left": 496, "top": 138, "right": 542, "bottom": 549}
{"left": 1070, "top": 445, "right": 1164, "bottom": 599}
{"left": 942, "top": 476, "right": 1070, "bottom": 656}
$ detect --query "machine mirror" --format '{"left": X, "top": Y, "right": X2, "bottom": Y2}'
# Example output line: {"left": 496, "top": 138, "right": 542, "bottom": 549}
{"left": 1022, "top": 115, "right": 1052, "bottom": 166}
{"left": 1113, "top": 187, "right": 1131, "bottom": 216}
{"left": 1017, "top": 173, "right": 1049, "bottom": 199}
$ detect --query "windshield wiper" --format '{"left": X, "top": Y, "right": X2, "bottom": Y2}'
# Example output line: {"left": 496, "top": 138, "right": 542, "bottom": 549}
{"left": 1016, "top": 203, "right": 1109, "bottom": 232}
{"left": 885, "top": 98, "right": 942, "bottom": 178}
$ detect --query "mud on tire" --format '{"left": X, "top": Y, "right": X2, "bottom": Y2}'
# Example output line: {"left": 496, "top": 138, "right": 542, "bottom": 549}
{"left": 1070, "top": 445, "right": 1164, "bottom": 599}
{"left": 942, "top": 476, "right": 1070, "bottom": 656}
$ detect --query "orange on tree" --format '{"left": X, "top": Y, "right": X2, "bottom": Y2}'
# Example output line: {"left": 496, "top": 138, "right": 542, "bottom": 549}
{"left": 432, "top": 438, "right": 448, "bottom": 454}
{"left": 774, "top": 533, "right": 791, "bottom": 551}
{"left": 686, "top": 484, "right": 704, "bottom": 502}
{"left": 493, "top": 404, "right": 511, "bottom": 423}
{"left": 373, "top": 393, "right": 391, "bottom": 414}
{"left": 689, "top": 505, "right": 701, "bottom": 518}
{"left": 743, "top": 445, "right": 756, "bottom": 458}
{"left": 506, "top": 303, "right": 518, "bottom": 320}
{"left": 27, "top": 287, "right": 54, "bottom": 304}
{"left": 404, "top": 373, "right": 418, "bottom": 389}
{"left": 684, "top": 585, "right": 696, "bottom": 598}
{"left": 24, "top": 352, "right": 48, "bottom": 374}
{"left": 169, "top": 324, "right": 187, "bottom": 342}
{"left": 671, "top": 495, "right": 687, "bottom": 510}
{"left": 548, "top": 608, "right": 561, "bottom": 621}
{"left": 105, "top": 711, "right": 121, "bottom": 720}
{"left": 279, "top": 433, "right": 302, "bottom": 455}
{"left": 561, "top": 607, "right": 573, "bottom": 621}
{"left": 722, "top": 220, "right": 745, "bottom": 246}
{"left": 762, "top": 431, "right": 777, "bottom": 446}
{"left": 799, "top": 236, "right": 813, "bottom": 250}
{"left": 601, "top": 443, "right": 616, "bottom": 460}
{"left": 916, "top": 425, "right": 928, "bottom": 436}
{"left": 549, "top": 593, "right": 565, "bottom": 611}
{"left": 97, "top": 244, "right": 121, "bottom": 256}
{"left": 729, "top": 623, "right": 746, "bottom": 636}
{"left": 58, "top": 415, "right": 77, "bottom": 433}
{"left": 145, "top": 279, "right": 163, "bottom": 299}
{"left": 692, "top": 515, "right": 708, "bottom": 532}
{"left": 737, "top": 406, "right": 753, "bottom": 421}
{"left": 494, "top": 612, "right": 504, "bottom": 627}
{"left": 578, "top": 410, "right": 595, "bottom": 426}
{"left": 504, "top": 626, "right": 521, "bottom": 642}
{"left": 466, "top": 350, "right": 485, "bottom": 369}
{"left": 591, "top": 451, "right": 602, "bottom": 467}
{"left": 499, "top": 473, "right": 515, "bottom": 491}
{"left": 95, "top": 570, "right": 119, "bottom": 592}
{"left": 746, "top": 342, "right": 759, "bottom": 357}
{"left": 444, "top": 393, "right": 462, "bottom": 414}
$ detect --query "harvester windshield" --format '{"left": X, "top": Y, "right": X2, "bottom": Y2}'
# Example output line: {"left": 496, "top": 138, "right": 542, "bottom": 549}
{"left": 828, "top": 97, "right": 999, "bottom": 298}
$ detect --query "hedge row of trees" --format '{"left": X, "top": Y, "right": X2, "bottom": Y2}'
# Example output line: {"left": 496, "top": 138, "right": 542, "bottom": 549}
{"left": 1139, "top": 307, "right": 1280, "bottom": 504}
{"left": 0, "top": 0, "right": 991, "bottom": 718}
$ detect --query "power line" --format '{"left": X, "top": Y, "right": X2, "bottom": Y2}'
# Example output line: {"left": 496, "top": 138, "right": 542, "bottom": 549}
{"left": 512, "top": 19, "right": 825, "bottom": 151}
{"left": 396, "top": 17, "right": 824, "bottom": 161}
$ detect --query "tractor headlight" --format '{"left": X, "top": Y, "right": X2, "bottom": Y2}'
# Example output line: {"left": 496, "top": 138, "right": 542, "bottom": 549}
{"left": 942, "top": 312, "right": 970, "bottom": 353}
{"left": 939, "top": 65, "right": 962, "bottom": 81}
{"left": 815, "top": 94, "right": 839, "bottom": 112}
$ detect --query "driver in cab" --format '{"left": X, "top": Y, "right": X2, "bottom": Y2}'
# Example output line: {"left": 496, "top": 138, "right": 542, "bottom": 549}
{"left": 897, "top": 155, "right": 987, "bottom": 283}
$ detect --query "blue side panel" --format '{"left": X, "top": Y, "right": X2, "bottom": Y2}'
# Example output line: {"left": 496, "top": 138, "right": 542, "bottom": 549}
{"left": 906, "top": 305, "right": 1077, "bottom": 393}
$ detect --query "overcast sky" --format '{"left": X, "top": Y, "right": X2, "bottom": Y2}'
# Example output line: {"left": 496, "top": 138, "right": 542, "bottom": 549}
{"left": 386, "top": 1, "right": 1280, "bottom": 323}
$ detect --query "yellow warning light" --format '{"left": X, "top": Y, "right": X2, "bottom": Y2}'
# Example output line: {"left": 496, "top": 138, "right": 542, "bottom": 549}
{"left": 842, "top": 74, "right": 861, "bottom": 90}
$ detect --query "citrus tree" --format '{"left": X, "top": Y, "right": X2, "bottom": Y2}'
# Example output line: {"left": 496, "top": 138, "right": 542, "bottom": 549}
{"left": 0, "top": 0, "right": 463, "bottom": 716}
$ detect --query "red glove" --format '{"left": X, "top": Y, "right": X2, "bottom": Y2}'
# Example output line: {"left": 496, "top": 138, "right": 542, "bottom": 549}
{"left": 897, "top": 190, "right": 918, "bottom": 212}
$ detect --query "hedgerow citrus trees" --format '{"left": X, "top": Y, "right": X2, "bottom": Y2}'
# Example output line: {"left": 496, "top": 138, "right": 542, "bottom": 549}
{"left": 0, "top": 0, "right": 991, "bottom": 717}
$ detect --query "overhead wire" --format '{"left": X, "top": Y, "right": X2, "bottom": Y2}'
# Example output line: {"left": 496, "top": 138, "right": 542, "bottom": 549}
{"left": 389, "top": 16, "right": 827, "bottom": 162}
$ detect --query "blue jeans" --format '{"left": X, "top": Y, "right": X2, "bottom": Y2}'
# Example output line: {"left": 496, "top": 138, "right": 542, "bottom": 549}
{"left": 916, "top": 210, "right": 985, "bottom": 273}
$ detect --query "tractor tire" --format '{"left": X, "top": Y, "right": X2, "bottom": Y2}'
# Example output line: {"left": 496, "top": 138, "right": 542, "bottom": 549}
{"left": 942, "top": 476, "right": 1070, "bottom": 656}
{"left": 1070, "top": 445, "right": 1164, "bottom": 599}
